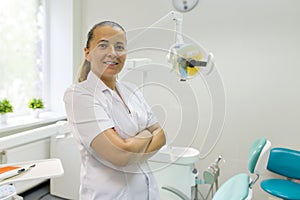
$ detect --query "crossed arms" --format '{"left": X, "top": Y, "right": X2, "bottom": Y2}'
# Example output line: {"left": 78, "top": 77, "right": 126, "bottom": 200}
{"left": 91, "top": 122, "right": 166, "bottom": 166}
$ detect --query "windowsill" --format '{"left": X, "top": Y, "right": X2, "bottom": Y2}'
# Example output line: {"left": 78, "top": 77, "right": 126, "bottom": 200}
{"left": 0, "top": 111, "right": 66, "bottom": 137}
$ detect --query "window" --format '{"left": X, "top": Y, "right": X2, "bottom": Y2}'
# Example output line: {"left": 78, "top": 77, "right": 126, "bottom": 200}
{"left": 0, "top": 0, "right": 45, "bottom": 114}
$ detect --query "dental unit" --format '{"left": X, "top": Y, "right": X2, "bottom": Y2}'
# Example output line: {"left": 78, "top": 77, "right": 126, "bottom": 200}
{"left": 123, "top": 9, "right": 226, "bottom": 199}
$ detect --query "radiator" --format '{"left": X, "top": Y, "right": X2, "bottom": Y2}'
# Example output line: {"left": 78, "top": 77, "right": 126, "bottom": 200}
{"left": 0, "top": 121, "right": 66, "bottom": 193}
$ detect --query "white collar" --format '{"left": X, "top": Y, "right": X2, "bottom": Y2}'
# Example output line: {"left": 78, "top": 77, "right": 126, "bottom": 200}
{"left": 87, "top": 71, "right": 120, "bottom": 94}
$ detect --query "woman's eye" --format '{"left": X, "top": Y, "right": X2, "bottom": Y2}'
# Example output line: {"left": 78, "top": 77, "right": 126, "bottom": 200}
{"left": 98, "top": 43, "right": 108, "bottom": 49}
{"left": 115, "top": 45, "right": 125, "bottom": 51}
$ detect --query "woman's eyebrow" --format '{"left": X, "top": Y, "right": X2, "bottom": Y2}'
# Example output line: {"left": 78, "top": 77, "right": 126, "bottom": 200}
{"left": 116, "top": 41, "right": 125, "bottom": 45}
{"left": 97, "top": 39, "right": 109, "bottom": 44}
{"left": 96, "top": 40, "right": 125, "bottom": 45}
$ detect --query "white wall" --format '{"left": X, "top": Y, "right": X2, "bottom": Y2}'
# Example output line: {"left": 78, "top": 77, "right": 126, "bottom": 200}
{"left": 75, "top": 0, "right": 300, "bottom": 199}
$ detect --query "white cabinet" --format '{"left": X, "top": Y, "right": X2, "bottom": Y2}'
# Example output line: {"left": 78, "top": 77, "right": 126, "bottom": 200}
{"left": 50, "top": 132, "right": 81, "bottom": 200}
{"left": 0, "top": 122, "right": 65, "bottom": 193}
{"left": 0, "top": 139, "right": 50, "bottom": 193}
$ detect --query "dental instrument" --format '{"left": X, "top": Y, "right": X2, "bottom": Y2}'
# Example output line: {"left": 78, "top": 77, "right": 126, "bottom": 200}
{"left": 199, "top": 155, "right": 223, "bottom": 199}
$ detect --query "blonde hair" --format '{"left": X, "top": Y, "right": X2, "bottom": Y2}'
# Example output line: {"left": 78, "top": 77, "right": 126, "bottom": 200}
{"left": 77, "top": 59, "right": 91, "bottom": 83}
{"left": 77, "top": 21, "right": 125, "bottom": 83}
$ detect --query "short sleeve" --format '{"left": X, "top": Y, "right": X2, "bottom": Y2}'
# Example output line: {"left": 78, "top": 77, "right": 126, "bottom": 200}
{"left": 63, "top": 85, "right": 114, "bottom": 150}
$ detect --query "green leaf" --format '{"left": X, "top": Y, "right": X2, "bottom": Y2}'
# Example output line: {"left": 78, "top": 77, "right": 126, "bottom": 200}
{"left": 0, "top": 99, "right": 14, "bottom": 114}
{"left": 28, "top": 98, "right": 44, "bottom": 109}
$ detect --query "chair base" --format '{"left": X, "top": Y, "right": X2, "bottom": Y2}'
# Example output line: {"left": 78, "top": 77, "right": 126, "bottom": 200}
{"left": 261, "top": 179, "right": 300, "bottom": 200}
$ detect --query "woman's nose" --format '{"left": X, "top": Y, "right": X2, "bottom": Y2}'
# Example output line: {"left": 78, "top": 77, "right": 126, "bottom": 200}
{"left": 107, "top": 45, "right": 117, "bottom": 57}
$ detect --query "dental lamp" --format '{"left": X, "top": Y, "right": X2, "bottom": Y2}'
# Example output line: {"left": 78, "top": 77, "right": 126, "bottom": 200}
{"left": 172, "top": 0, "right": 199, "bottom": 12}
{"left": 163, "top": 12, "right": 225, "bottom": 159}
{"left": 124, "top": 10, "right": 226, "bottom": 200}
{"left": 141, "top": 11, "right": 213, "bottom": 82}
{"left": 127, "top": 11, "right": 225, "bottom": 158}
{"left": 167, "top": 42, "right": 213, "bottom": 81}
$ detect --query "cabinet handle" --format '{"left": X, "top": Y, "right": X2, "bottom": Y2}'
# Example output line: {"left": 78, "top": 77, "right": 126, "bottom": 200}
{"left": 0, "top": 150, "right": 7, "bottom": 164}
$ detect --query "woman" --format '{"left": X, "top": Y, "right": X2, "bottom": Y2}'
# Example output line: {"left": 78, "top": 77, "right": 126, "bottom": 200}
{"left": 64, "top": 21, "right": 166, "bottom": 200}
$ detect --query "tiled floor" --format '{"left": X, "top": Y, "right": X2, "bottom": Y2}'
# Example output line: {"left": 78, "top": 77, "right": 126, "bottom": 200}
{"left": 20, "top": 181, "right": 68, "bottom": 200}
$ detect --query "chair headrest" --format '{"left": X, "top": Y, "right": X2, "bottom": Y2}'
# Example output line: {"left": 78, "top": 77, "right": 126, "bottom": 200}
{"left": 248, "top": 138, "right": 272, "bottom": 174}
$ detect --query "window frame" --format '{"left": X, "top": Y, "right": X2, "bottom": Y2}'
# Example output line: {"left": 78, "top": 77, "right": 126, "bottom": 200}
{"left": 0, "top": 0, "right": 78, "bottom": 134}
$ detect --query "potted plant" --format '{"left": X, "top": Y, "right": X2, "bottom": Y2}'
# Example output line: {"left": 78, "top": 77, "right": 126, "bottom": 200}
{"left": 28, "top": 98, "right": 44, "bottom": 118}
{"left": 0, "top": 98, "right": 14, "bottom": 124}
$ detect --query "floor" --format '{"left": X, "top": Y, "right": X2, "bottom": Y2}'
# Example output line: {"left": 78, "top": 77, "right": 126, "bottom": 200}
{"left": 19, "top": 181, "right": 68, "bottom": 200}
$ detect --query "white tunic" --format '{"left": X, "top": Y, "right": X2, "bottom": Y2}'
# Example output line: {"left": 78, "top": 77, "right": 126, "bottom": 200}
{"left": 63, "top": 71, "right": 160, "bottom": 200}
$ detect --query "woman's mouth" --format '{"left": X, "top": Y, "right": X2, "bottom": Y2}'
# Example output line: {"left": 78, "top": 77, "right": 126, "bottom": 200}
{"left": 104, "top": 61, "right": 118, "bottom": 66}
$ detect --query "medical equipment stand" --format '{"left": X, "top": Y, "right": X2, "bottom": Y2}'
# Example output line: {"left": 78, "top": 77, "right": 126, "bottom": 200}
{"left": 0, "top": 159, "right": 64, "bottom": 200}
{"left": 193, "top": 155, "right": 222, "bottom": 200}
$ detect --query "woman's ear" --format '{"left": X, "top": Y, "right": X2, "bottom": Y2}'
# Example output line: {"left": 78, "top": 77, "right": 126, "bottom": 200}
{"left": 84, "top": 47, "right": 90, "bottom": 62}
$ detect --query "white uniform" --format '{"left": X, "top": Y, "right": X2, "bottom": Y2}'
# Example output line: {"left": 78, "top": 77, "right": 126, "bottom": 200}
{"left": 63, "top": 71, "right": 160, "bottom": 200}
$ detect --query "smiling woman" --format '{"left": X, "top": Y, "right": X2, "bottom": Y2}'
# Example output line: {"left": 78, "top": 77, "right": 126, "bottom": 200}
{"left": 0, "top": 0, "right": 45, "bottom": 114}
{"left": 84, "top": 25, "right": 127, "bottom": 86}
{"left": 64, "top": 21, "right": 166, "bottom": 200}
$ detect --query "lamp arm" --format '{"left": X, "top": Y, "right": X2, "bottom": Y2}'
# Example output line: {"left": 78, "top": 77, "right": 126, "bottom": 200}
{"left": 174, "top": 12, "right": 184, "bottom": 44}
{"left": 128, "top": 11, "right": 184, "bottom": 45}
{"left": 149, "top": 11, "right": 184, "bottom": 44}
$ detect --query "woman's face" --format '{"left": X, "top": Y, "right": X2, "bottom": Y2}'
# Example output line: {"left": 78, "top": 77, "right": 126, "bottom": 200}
{"left": 85, "top": 25, "right": 126, "bottom": 79}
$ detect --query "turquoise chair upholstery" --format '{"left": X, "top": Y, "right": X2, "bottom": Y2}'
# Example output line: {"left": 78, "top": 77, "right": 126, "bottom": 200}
{"left": 261, "top": 148, "right": 300, "bottom": 200}
{"left": 248, "top": 138, "right": 267, "bottom": 173}
{"left": 213, "top": 138, "right": 271, "bottom": 200}
{"left": 213, "top": 174, "right": 250, "bottom": 200}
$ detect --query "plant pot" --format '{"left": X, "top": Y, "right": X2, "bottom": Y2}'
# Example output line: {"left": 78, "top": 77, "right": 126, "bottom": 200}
{"left": 0, "top": 114, "right": 8, "bottom": 124}
{"left": 31, "top": 109, "right": 42, "bottom": 118}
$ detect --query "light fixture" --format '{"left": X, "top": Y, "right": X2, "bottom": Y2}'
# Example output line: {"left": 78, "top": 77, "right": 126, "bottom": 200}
{"left": 172, "top": 0, "right": 199, "bottom": 12}
{"left": 125, "top": 11, "right": 225, "bottom": 159}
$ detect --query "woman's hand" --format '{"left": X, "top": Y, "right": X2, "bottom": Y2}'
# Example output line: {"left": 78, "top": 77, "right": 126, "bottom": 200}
{"left": 145, "top": 123, "right": 166, "bottom": 153}
{"left": 134, "top": 129, "right": 153, "bottom": 139}
{"left": 91, "top": 128, "right": 153, "bottom": 166}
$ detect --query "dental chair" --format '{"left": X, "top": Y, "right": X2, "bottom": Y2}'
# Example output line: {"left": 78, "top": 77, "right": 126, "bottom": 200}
{"left": 260, "top": 147, "right": 300, "bottom": 200}
{"left": 212, "top": 138, "right": 271, "bottom": 200}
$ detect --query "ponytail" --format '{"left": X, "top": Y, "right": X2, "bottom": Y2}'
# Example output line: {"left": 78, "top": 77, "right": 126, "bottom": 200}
{"left": 77, "top": 59, "right": 91, "bottom": 82}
